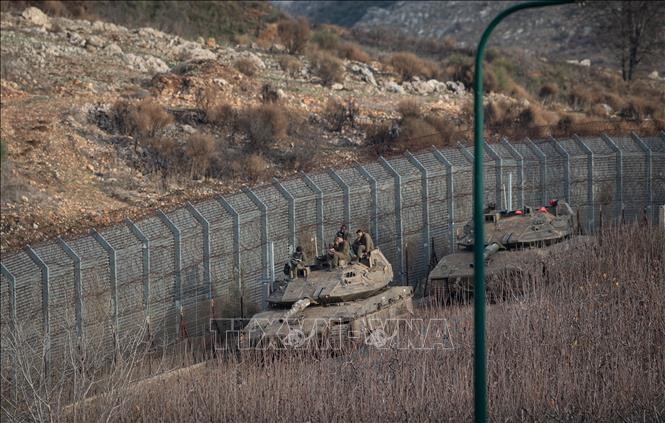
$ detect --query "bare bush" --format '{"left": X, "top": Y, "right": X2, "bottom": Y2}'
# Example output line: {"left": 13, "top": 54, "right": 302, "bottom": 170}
{"left": 278, "top": 55, "right": 302, "bottom": 77}
{"left": 538, "top": 82, "right": 559, "bottom": 102}
{"left": 395, "top": 117, "right": 438, "bottom": 151}
{"left": 309, "top": 50, "right": 344, "bottom": 87}
{"left": 184, "top": 133, "right": 215, "bottom": 179}
{"left": 336, "top": 42, "right": 370, "bottom": 63}
{"left": 244, "top": 153, "right": 269, "bottom": 182}
{"left": 240, "top": 104, "right": 288, "bottom": 151}
{"left": 234, "top": 58, "right": 258, "bottom": 77}
{"left": 260, "top": 83, "right": 280, "bottom": 104}
{"left": 277, "top": 18, "right": 310, "bottom": 54}
{"left": 388, "top": 52, "right": 439, "bottom": 82}
{"left": 397, "top": 99, "right": 421, "bottom": 119}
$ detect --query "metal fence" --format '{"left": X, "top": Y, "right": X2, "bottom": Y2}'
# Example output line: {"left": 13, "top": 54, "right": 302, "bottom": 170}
{"left": 1, "top": 132, "right": 664, "bottom": 393}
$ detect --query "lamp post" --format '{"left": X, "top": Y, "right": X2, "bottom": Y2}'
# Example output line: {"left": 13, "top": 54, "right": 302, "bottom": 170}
{"left": 472, "top": 2, "right": 572, "bottom": 421}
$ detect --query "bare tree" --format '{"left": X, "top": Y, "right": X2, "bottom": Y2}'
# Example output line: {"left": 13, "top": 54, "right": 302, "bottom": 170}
{"left": 586, "top": 1, "right": 665, "bottom": 81}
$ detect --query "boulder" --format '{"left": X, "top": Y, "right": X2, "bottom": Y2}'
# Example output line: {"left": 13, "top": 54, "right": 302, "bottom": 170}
{"left": 360, "top": 66, "right": 377, "bottom": 86}
{"left": 385, "top": 81, "right": 405, "bottom": 94}
{"left": 331, "top": 83, "right": 344, "bottom": 91}
{"left": 22, "top": 7, "right": 50, "bottom": 29}
{"left": 174, "top": 42, "right": 217, "bottom": 61}
{"left": 104, "top": 43, "right": 123, "bottom": 56}
{"left": 240, "top": 52, "right": 266, "bottom": 69}
{"left": 66, "top": 31, "right": 87, "bottom": 48}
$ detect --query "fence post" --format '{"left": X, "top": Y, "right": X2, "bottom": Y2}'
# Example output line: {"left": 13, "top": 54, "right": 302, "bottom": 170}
{"left": 242, "top": 189, "right": 270, "bottom": 307}
{"left": 631, "top": 132, "right": 652, "bottom": 220}
{"left": 485, "top": 143, "right": 503, "bottom": 209}
{"left": 272, "top": 178, "right": 296, "bottom": 251}
{"left": 526, "top": 137, "right": 547, "bottom": 205}
{"left": 25, "top": 245, "right": 50, "bottom": 379}
{"left": 56, "top": 238, "right": 82, "bottom": 339}
{"left": 602, "top": 134, "right": 624, "bottom": 220}
{"left": 405, "top": 151, "right": 431, "bottom": 268}
{"left": 184, "top": 203, "right": 211, "bottom": 300}
{"left": 356, "top": 163, "right": 379, "bottom": 245}
{"left": 328, "top": 169, "right": 351, "bottom": 228}
{"left": 433, "top": 147, "right": 455, "bottom": 253}
{"left": 500, "top": 138, "right": 525, "bottom": 208}
{"left": 217, "top": 196, "right": 243, "bottom": 316}
{"left": 573, "top": 135, "right": 595, "bottom": 231}
{"left": 456, "top": 142, "right": 474, "bottom": 164}
{"left": 156, "top": 211, "right": 182, "bottom": 337}
{"left": 1, "top": 263, "right": 18, "bottom": 402}
{"left": 91, "top": 230, "right": 119, "bottom": 351}
{"left": 302, "top": 174, "right": 325, "bottom": 254}
{"left": 125, "top": 219, "right": 151, "bottom": 324}
{"left": 379, "top": 156, "right": 405, "bottom": 282}
{"left": 549, "top": 136, "right": 571, "bottom": 204}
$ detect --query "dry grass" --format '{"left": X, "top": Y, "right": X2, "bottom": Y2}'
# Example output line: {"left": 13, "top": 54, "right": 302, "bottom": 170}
{"left": 8, "top": 226, "right": 661, "bottom": 421}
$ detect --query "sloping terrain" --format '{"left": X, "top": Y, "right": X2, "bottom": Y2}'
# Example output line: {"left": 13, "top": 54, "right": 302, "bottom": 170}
{"left": 1, "top": 3, "right": 663, "bottom": 253}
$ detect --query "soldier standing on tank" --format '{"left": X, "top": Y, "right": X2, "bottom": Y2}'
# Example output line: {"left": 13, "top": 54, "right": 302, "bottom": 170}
{"left": 327, "top": 236, "right": 350, "bottom": 270}
{"left": 352, "top": 229, "right": 374, "bottom": 261}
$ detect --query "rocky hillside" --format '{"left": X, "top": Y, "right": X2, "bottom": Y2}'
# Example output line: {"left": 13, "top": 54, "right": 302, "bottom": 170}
{"left": 1, "top": 4, "right": 663, "bottom": 253}
{"left": 276, "top": 0, "right": 664, "bottom": 72}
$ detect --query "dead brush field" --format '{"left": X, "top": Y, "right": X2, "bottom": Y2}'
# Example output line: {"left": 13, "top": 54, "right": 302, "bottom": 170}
{"left": 16, "top": 225, "right": 661, "bottom": 422}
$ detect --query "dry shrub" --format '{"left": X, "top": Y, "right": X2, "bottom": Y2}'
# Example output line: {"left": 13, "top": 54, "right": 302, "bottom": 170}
{"left": 234, "top": 58, "right": 258, "bottom": 77}
{"left": 397, "top": 99, "right": 421, "bottom": 119}
{"left": 388, "top": 52, "right": 439, "bottom": 82}
{"left": 336, "top": 42, "right": 370, "bottom": 63}
{"left": 601, "top": 92, "right": 627, "bottom": 112}
{"left": 516, "top": 105, "right": 559, "bottom": 138}
{"left": 257, "top": 22, "right": 279, "bottom": 47}
{"left": 240, "top": 104, "right": 288, "bottom": 151}
{"left": 619, "top": 96, "right": 659, "bottom": 120}
{"left": 111, "top": 98, "right": 173, "bottom": 140}
{"left": 145, "top": 136, "right": 181, "bottom": 174}
{"left": 278, "top": 55, "right": 302, "bottom": 77}
{"left": 395, "top": 117, "right": 438, "bottom": 151}
{"left": 568, "top": 86, "right": 596, "bottom": 110}
{"left": 309, "top": 50, "right": 344, "bottom": 87}
{"left": 184, "top": 133, "right": 215, "bottom": 178}
{"left": 311, "top": 29, "right": 340, "bottom": 50}
{"left": 198, "top": 88, "right": 236, "bottom": 126}
{"left": 325, "top": 98, "right": 348, "bottom": 132}
{"left": 260, "top": 83, "right": 281, "bottom": 104}
{"left": 424, "top": 115, "right": 458, "bottom": 147}
{"left": 365, "top": 121, "right": 397, "bottom": 153}
{"left": 244, "top": 153, "right": 269, "bottom": 181}
{"left": 484, "top": 98, "right": 516, "bottom": 128}
{"left": 277, "top": 17, "right": 310, "bottom": 54}
{"left": 232, "top": 33, "right": 252, "bottom": 47}
{"left": 539, "top": 82, "right": 559, "bottom": 101}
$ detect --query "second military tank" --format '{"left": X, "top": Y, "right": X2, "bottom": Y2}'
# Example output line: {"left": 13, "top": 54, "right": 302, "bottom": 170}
{"left": 426, "top": 200, "right": 581, "bottom": 302}
{"left": 241, "top": 248, "right": 413, "bottom": 350}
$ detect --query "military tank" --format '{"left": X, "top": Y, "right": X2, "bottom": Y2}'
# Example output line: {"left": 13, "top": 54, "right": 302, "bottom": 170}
{"left": 240, "top": 248, "right": 413, "bottom": 350}
{"left": 426, "top": 200, "right": 579, "bottom": 302}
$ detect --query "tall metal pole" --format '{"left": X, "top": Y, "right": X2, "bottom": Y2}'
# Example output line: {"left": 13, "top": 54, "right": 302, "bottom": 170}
{"left": 472, "top": 2, "right": 571, "bottom": 421}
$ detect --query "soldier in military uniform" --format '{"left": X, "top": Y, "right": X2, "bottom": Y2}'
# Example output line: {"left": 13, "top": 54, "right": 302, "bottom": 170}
{"left": 336, "top": 224, "right": 349, "bottom": 242}
{"left": 327, "top": 236, "right": 350, "bottom": 269}
{"left": 284, "top": 246, "right": 307, "bottom": 278}
{"left": 352, "top": 229, "right": 374, "bottom": 261}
